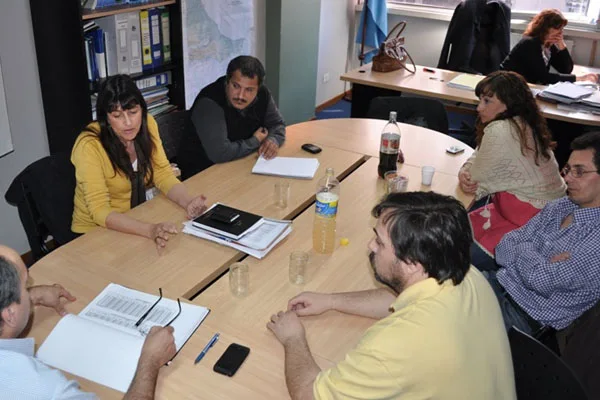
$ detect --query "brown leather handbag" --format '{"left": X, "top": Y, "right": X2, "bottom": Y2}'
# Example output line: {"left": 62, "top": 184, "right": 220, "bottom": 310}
{"left": 372, "top": 21, "right": 416, "bottom": 73}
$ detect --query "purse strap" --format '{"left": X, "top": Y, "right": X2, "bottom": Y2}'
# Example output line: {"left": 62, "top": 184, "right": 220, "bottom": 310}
{"left": 385, "top": 21, "right": 407, "bottom": 41}
{"left": 401, "top": 48, "right": 416, "bottom": 74}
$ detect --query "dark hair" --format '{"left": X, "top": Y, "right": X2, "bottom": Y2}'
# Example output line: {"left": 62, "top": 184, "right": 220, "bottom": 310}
{"left": 0, "top": 256, "right": 22, "bottom": 334}
{"left": 91, "top": 75, "right": 154, "bottom": 184}
{"left": 371, "top": 191, "right": 472, "bottom": 285}
{"left": 523, "top": 9, "right": 568, "bottom": 41}
{"left": 226, "top": 56, "right": 265, "bottom": 86}
{"left": 571, "top": 131, "right": 600, "bottom": 172}
{"left": 475, "top": 71, "right": 553, "bottom": 165}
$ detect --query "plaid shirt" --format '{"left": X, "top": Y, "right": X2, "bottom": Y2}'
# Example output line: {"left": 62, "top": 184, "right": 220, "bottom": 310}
{"left": 496, "top": 197, "right": 600, "bottom": 330}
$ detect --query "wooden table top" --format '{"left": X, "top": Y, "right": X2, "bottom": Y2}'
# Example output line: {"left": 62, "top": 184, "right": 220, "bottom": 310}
{"left": 26, "top": 121, "right": 474, "bottom": 398}
{"left": 341, "top": 63, "right": 600, "bottom": 126}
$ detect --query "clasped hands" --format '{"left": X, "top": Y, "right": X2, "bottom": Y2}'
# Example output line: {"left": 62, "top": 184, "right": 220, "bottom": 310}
{"left": 458, "top": 166, "right": 479, "bottom": 194}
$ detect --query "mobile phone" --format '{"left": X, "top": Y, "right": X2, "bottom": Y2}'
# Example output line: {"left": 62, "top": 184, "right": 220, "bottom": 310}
{"left": 210, "top": 207, "right": 240, "bottom": 224}
{"left": 446, "top": 145, "right": 465, "bottom": 155}
{"left": 301, "top": 143, "right": 322, "bottom": 154}
{"left": 213, "top": 343, "right": 250, "bottom": 377}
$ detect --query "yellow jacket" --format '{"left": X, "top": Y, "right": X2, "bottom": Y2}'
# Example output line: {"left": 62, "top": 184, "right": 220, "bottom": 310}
{"left": 71, "top": 115, "right": 180, "bottom": 233}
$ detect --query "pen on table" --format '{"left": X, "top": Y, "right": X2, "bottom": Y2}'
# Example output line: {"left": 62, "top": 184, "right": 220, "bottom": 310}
{"left": 429, "top": 77, "right": 445, "bottom": 82}
{"left": 195, "top": 333, "right": 220, "bottom": 364}
{"left": 423, "top": 67, "right": 435, "bottom": 73}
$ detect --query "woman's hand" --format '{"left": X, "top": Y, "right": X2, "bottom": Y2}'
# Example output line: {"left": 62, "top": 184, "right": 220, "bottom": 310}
{"left": 458, "top": 168, "right": 478, "bottom": 194}
{"left": 186, "top": 195, "right": 208, "bottom": 219}
{"left": 149, "top": 222, "right": 178, "bottom": 253}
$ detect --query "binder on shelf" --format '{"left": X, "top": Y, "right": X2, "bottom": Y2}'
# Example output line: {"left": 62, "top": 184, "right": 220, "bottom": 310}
{"left": 139, "top": 10, "right": 153, "bottom": 71}
{"left": 160, "top": 7, "right": 171, "bottom": 64}
{"left": 84, "top": 39, "right": 93, "bottom": 81}
{"left": 92, "top": 29, "right": 107, "bottom": 79}
{"left": 127, "top": 11, "right": 143, "bottom": 74}
{"left": 134, "top": 71, "right": 172, "bottom": 90}
{"left": 149, "top": 8, "right": 163, "bottom": 68}
{"left": 95, "top": 13, "right": 130, "bottom": 75}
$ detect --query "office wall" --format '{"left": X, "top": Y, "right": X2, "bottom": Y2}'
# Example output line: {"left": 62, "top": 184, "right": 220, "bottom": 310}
{"left": 0, "top": 2, "right": 49, "bottom": 254}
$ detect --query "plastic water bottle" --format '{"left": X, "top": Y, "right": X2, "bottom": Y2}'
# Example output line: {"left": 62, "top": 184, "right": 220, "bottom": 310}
{"left": 378, "top": 111, "right": 403, "bottom": 178}
{"left": 313, "top": 168, "right": 340, "bottom": 254}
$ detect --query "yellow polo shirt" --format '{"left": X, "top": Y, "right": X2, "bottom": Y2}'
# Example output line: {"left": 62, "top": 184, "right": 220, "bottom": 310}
{"left": 314, "top": 267, "right": 516, "bottom": 400}
{"left": 71, "top": 114, "right": 180, "bottom": 233}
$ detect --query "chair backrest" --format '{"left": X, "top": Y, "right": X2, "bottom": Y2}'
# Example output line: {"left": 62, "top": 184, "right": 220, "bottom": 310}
{"left": 155, "top": 110, "right": 192, "bottom": 162}
{"left": 509, "top": 327, "right": 589, "bottom": 400}
{"left": 367, "top": 96, "right": 449, "bottom": 134}
{"left": 4, "top": 153, "right": 78, "bottom": 262}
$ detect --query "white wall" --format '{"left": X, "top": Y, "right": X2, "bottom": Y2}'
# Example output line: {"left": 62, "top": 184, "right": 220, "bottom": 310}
{"left": 315, "top": 0, "right": 355, "bottom": 105}
{"left": 0, "top": 2, "right": 49, "bottom": 254}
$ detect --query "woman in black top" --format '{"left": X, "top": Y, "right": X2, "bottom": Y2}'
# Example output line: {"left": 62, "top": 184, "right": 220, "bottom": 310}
{"left": 500, "top": 9, "right": 597, "bottom": 85}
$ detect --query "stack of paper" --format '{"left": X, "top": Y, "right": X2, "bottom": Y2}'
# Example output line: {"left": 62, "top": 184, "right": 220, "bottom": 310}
{"left": 37, "top": 284, "right": 210, "bottom": 392}
{"left": 538, "top": 82, "right": 596, "bottom": 104}
{"left": 446, "top": 74, "right": 486, "bottom": 91}
{"left": 252, "top": 156, "right": 320, "bottom": 179}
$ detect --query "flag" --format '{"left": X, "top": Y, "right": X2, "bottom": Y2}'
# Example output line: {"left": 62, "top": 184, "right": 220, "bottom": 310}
{"left": 356, "top": 0, "right": 388, "bottom": 64}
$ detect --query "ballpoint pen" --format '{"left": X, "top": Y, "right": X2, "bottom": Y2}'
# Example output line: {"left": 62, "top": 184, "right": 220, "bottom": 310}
{"left": 195, "top": 333, "right": 220, "bottom": 364}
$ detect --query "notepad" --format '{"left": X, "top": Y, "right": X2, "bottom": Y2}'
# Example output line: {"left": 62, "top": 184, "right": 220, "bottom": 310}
{"left": 446, "top": 74, "right": 486, "bottom": 91}
{"left": 543, "top": 82, "right": 595, "bottom": 100}
{"left": 252, "top": 156, "right": 320, "bottom": 179}
{"left": 37, "top": 284, "right": 210, "bottom": 393}
{"left": 192, "top": 203, "right": 263, "bottom": 240}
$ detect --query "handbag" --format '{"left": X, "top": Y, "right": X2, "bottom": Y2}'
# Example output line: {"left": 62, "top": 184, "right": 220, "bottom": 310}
{"left": 372, "top": 21, "right": 416, "bottom": 73}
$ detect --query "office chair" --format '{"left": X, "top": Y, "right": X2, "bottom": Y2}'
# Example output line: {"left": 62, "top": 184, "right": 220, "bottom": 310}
{"left": 509, "top": 327, "right": 589, "bottom": 400}
{"left": 155, "top": 110, "right": 191, "bottom": 162}
{"left": 5, "top": 153, "right": 78, "bottom": 263}
{"left": 367, "top": 96, "right": 449, "bottom": 134}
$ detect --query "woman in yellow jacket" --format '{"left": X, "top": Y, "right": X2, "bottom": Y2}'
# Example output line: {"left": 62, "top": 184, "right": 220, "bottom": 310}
{"left": 71, "top": 75, "right": 207, "bottom": 251}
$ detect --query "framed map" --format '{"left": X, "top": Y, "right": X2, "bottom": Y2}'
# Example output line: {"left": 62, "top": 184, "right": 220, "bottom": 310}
{"left": 0, "top": 57, "right": 13, "bottom": 158}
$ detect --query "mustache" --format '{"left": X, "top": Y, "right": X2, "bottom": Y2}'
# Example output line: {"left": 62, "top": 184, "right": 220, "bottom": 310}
{"left": 233, "top": 98, "right": 247, "bottom": 103}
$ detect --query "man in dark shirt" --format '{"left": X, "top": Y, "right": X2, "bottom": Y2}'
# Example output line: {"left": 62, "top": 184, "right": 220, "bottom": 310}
{"left": 177, "top": 55, "right": 286, "bottom": 179}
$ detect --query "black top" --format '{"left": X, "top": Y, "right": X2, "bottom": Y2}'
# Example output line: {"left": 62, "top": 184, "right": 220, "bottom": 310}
{"left": 177, "top": 76, "right": 286, "bottom": 179}
{"left": 500, "top": 36, "right": 575, "bottom": 85}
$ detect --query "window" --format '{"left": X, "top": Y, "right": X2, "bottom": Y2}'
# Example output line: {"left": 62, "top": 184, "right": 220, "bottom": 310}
{"left": 387, "top": 0, "right": 600, "bottom": 25}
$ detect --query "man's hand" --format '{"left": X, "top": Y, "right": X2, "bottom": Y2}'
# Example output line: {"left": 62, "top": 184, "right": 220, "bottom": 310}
{"left": 253, "top": 127, "right": 268, "bottom": 143}
{"left": 139, "top": 326, "right": 177, "bottom": 369}
{"left": 29, "top": 284, "right": 76, "bottom": 316}
{"left": 148, "top": 222, "right": 178, "bottom": 254}
{"left": 186, "top": 195, "right": 207, "bottom": 219}
{"left": 458, "top": 168, "right": 478, "bottom": 194}
{"left": 267, "top": 310, "right": 306, "bottom": 346}
{"left": 259, "top": 138, "right": 279, "bottom": 160}
{"left": 288, "top": 292, "right": 334, "bottom": 316}
{"left": 550, "top": 252, "right": 571, "bottom": 263}
{"left": 576, "top": 73, "right": 599, "bottom": 83}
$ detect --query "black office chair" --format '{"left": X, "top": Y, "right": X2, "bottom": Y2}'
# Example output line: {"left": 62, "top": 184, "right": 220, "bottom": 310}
{"left": 367, "top": 96, "right": 449, "bottom": 134}
{"left": 5, "top": 153, "right": 78, "bottom": 263}
{"left": 509, "top": 327, "right": 589, "bottom": 400}
{"left": 155, "top": 110, "right": 191, "bottom": 162}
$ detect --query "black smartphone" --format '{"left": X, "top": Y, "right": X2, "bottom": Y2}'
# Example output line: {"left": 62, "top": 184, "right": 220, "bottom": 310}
{"left": 210, "top": 207, "right": 240, "bottom": 224}
{"left": 213, "top": 343, "right": 250, "bottom": 377}
{"left": 301, "top": 143, "right": 322, "bottom": 154}
{"left": 446, "top": 145, "right": 465, "bottom": 155}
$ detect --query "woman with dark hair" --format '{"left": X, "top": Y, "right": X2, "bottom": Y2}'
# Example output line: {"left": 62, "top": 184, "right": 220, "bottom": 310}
{"left": 458, "top": 71, "right": 565, "bottom": 263}
{"left": 71, "top": 75, "right": 207, "bottom": 250}
{"left": 500, "top": 9, "right": 597, "bottom": 84}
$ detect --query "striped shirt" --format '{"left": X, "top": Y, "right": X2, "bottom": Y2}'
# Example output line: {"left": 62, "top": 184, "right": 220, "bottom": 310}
{"left": 496, "top": 197, "right": 600, "bottom": 329}
{"left": 0, "top": 337, "right": 97, "bottom": 400}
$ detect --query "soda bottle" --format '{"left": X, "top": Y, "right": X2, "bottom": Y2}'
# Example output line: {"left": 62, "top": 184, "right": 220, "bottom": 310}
{"left": 313, "top": 168, "right": 340, "bottom": 254}
{"left": 378, "top": 111, "right": 403, "bottom": 178}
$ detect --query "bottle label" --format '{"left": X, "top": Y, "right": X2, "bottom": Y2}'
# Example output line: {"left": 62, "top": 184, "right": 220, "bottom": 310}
{"left": 315, "top": 192, "right": 339, "bottom": 218}
{"left": 380, "top": 133, "right": 400, "bottom": 154}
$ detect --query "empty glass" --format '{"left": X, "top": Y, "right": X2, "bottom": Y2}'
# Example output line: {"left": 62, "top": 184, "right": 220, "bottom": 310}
{"left": 229, "top": 263, "right": 249, "bottom": 297}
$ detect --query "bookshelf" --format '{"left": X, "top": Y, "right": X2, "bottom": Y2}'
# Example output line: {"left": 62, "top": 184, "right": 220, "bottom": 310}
{"left": 29, "top": 0, "right": 185, "bottom": 154}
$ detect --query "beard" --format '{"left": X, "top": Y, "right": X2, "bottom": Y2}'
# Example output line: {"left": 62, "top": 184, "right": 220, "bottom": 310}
{"left": 369, "top": 252, "right": 403, "bottom": 294}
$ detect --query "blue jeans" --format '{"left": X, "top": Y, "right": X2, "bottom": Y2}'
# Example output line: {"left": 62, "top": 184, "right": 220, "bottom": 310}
{"left": 470, "top": 242, "right": 499, "bottom": 272}
{"left": 482, "top": 271, "right": 540, "bottom": 335}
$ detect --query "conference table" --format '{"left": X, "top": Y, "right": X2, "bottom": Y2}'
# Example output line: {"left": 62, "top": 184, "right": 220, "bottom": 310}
{"left": 27, "top": 119, "right": 474, "bottom": 398}
{"left": 341, "top": 63, "right": 600, "bottom": 127}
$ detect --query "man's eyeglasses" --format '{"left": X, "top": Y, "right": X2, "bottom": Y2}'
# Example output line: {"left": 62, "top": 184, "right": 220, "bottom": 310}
{"left": 561, "top": 165, "right": 599, "bottom": 178}
{"left": 135, "top": 288, "right": 181, "bottom": 333}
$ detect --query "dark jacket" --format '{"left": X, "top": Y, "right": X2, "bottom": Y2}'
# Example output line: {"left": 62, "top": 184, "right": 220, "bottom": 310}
{"left": 500, "top": 35, "right": 575, "bottom": 84}
{"left": 438, "top": 0, "right": 511, "bottom": 75}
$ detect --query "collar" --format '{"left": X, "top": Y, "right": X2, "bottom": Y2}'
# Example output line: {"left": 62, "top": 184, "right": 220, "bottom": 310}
{"left": 389, "top": 277, "right": 448, "bottom": 312}
{"left": 0, "top": 337, "right": 35, "bottom": 357}
{"left": 573, "top": 204, "right": 600, "bottom": 225}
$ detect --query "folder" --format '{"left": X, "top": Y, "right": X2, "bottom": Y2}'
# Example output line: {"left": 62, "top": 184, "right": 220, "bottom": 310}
{"left": 149, "top": 8, "right": 163, "bottom": 67}
{"left": 139, "top": 10, "right": 153, "bottom": 71}
{"left": 95, "top": 13, "right": 130, "bottom": 74}
{"left": 92, "top": 29, "right": 107, "bottom": 79}
{"left": 127, "top": 11, "right": 143, "bottom": 74}
{"left": 160, "top": 7, "right": 171, "bottom": 64}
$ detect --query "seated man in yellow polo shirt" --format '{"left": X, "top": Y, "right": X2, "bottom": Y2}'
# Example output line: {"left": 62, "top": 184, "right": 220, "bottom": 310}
{"left": 268, "top": 192, "right": 516, "bottom": 400}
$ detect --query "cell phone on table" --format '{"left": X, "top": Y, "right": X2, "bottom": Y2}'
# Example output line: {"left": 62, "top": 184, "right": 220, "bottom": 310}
{"left": 210, "top": 207, "right": 240, "bottom": 224}
{"left": 213, "top": 343, "right": 250, "bottom": 377}
{"left": 446, "top": 145, "right": 465, "bottom": 155}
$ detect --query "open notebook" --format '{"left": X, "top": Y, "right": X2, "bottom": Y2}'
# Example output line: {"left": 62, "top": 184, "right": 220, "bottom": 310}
{"left": 37, "top": 284, "right": 210, "bottom": 393}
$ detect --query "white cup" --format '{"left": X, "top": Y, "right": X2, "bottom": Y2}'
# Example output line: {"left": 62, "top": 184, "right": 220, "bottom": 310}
{"left": 421, "top": 166, "right": 435, "bottom": 186}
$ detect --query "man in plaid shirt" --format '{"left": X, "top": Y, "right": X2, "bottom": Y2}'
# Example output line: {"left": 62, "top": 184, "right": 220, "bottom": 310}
{"left": 485, "top": 131, "right": 600, "bottom": 334}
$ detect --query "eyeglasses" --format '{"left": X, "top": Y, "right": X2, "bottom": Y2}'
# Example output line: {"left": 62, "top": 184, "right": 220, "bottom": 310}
{"left": 560, "top": 165, "right": 599, "bottom": 178}
{"left": 135, "top": 288, "right": 182, "bottom": 334}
